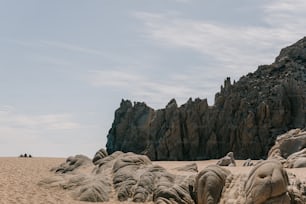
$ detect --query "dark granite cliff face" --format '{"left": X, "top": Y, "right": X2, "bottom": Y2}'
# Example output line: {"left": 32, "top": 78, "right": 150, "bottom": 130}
{"left": 106, "top": 37, "right": 306, "bottom": 160}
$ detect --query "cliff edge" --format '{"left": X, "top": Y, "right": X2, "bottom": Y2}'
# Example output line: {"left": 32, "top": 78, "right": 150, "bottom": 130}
{"left": 106, "top": 37, "right": 306, "bottom": 160}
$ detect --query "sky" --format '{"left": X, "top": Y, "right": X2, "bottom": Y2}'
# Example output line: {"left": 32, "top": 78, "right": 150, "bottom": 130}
{"left": 1, "top": 0, "right": 306, "bottom": 158}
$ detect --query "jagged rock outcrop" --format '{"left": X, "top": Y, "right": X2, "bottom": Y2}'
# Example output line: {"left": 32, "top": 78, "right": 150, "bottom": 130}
{"left": 106, "top": 37, "right": 306, "bottom": 160}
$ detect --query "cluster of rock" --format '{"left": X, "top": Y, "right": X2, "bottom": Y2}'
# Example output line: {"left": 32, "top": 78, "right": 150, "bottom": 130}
{"left": 39, "top": 148, "right": 306, "bottom": 203}
{"left": 39, "top": 150, "right": 195, "bottom": 203}
{"left": 207, "top": 160, "right": 306, "bottom": 204}
{"left": 268, "top": 128, "right": 306, "bottom": 168}
{"left": 216, "top": 152, "right": 256, "bottom": 167}
{"left": 106, "top": 37, "right": 306, "bottom": 160}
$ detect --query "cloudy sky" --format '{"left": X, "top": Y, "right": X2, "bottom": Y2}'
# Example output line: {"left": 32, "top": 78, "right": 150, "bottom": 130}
{"left": 1, "top": 0, "right": 306, "bottom": 157}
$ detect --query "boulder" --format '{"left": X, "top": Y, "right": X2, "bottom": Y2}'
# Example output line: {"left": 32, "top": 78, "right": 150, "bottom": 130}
{"left": 51, "top": 155, "right": 93, "bottom": 173}
{"left": 111, "top": 152, "right": 195, "bottom": 203}
{"left": 217, "top": 152, "right": 236, "bottom": 166}
{"left": 268, "top": 129, "right": 306, "bottom": 168}
{"left": 194, "top": 165, "right": 231, "bottom": 204}
{"left": 286, "top": 149, "right": 306, "bottom": 168}
{"left": 243, "top": 159, "right": 253, "bottom": 167}
{"left": 244, "top": 160, "right": 290, "bottom": 204}
{"left": 268, "top": 129, "right": 306, "bottom": 159}
{"left": 92, "top": 148, "right": 108, "bottom": 165}
{"left": 153, "top": 175, "right": 195, "bottom": 204}
{"left": 73, "top": 175, "right": 111, "bottom": 202}
{"left": 112, "top": 153, "right": 152, "bottom": 201}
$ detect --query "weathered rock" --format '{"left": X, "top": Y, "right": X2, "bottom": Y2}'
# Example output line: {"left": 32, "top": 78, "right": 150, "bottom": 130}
{"left": 268, "top": 129, "right": 306, "bottom": 159}
{"left": 268, "top": 129, "right": 306, "bottom": 168}
{"left": 42, "top": 154, "right": 110, "bottom": 202}
{"left": 46, "top": 151, "right": 194, "bottom": 203}
{"left": 287, "top": 173, "right": 306, "bottom": 203}
{"left": 40, "top": 151, "right": 306, "bottom": 203}
{"left": 38, "top": 175, "right": 67, "bottom": 188}
{"left": 106, "top": 37, "right": 306, "bottom": 160}
{"left": 92, "top": 148, "right": 108, "bottom": 165}
{"left": 112, "top": 153, "right": 152, "bottom": 201}
{"left": 74, "top": 175, "right": 111, "bottom": 202}
{"left": 77, "top": 185, "right": 109, "bottom": 202}
{"left": 286, "top": 149, "right": 306, "bottom": 168}
{"left": 194, "top": 165, "right": 231, "bottom": 204}
{"left": 244, "top": 160, "right": 290, "bottom": 204}
{"left": 51, "top": 155, "right": 93, "bottom": 173}
{"left": 243, "top": 159, "right": 254, "bottom": 167}
{"left": 94, "top": 151, "right": 124, "bottom": 173}
{"left": 154, "top": 175, "right": 195, "bottom": 204}
{"left": 217, "top": 152, "right": 236, "bottom": 166}
{"left": 110, "top": 152, "right": 195, "bottom": 203}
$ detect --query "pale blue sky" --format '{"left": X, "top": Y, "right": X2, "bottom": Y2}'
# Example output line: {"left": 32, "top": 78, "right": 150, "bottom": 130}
{"left": 1, "top": 0, "right": 306, "bottom": 157}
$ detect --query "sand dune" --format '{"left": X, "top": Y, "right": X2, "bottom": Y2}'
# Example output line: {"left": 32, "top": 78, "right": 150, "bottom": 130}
{"left": 0, "top": 157, "right": 305, "bottom": 203}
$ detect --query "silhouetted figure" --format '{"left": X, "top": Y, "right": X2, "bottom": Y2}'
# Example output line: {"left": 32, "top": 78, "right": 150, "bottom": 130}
{"left": 19, "top": 154, "right": 24, "bottom": 158}
{"left": 29, "top": 154, "right": 32, "bottom": 158}
{"left": 24, "top": 153, "right": 27, "bottom": 158}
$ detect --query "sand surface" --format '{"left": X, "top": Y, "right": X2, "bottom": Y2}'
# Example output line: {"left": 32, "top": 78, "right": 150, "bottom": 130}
{"left": 0, "top": 157, "right": 305, "bottom": 203}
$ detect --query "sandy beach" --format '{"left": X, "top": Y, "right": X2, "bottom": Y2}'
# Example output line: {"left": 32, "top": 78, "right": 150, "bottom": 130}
{"left": 0, "top": 157, "right": 305, "bottom": 203}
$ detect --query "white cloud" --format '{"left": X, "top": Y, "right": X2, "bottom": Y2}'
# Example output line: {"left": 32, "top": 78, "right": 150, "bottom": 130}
{"left": 0, "top": 106, "right": 85, "bottom": 156}
{"left": 171, "top": 0, "right": 191, "bottom": 3}
{"left": 264, "top": 0, "right": 306, "bottom": 13}
{"left": 0, "top": 109, "right": 80, "bottom": 131}
{"left": 134, "top": 1, "right": 306, "bottom": 77}
{"left": 86, "top": 0, "right": 306, "bottom": 109}
{"left": 85, "top": 0, "right": 306, "bottom": 108}
{"left": 87, "top": 69, "right": 219, "bottom": 107}
{"left": 40, "top": 40, "right": 105, "bottom": 56}
{"left": 263, "top": 0, "right": 306, "bottom": 31}
{"left": 88, "top": 70, "right": 142, "bottom": 87}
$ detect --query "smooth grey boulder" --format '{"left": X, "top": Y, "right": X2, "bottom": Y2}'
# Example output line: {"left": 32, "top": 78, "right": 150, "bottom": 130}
{"left": 245, "top": 160, "right": 290, "bottom": 204}
{"left": 51, "top": 155, "right": 93, "bottom": 173}
{"left": 194, "top": 165, "right": 231, "bottom": 204}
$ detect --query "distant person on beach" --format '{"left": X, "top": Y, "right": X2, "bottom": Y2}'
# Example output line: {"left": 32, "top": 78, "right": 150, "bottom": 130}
{"left": 19, "top": 153, "right": 32, "bottom": 158}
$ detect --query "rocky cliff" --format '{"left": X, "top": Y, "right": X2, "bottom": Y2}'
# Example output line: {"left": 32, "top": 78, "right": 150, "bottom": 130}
{"left": 106, "top": 37, "right": 306, "bottom": 160}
